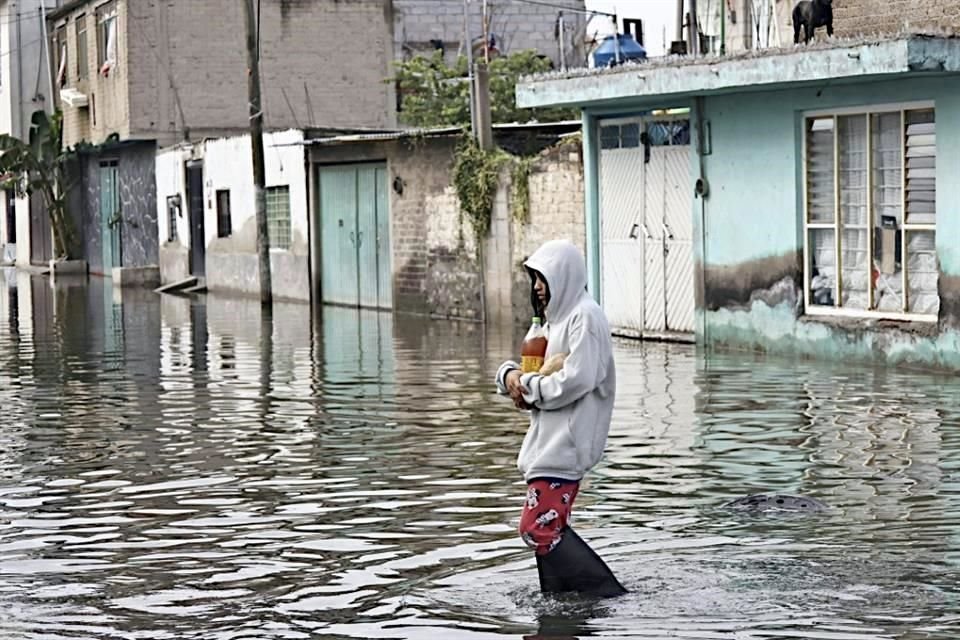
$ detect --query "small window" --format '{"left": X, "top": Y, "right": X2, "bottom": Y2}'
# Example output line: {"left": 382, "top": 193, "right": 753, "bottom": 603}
{"left": 97, "top": 2, "right": 118, "bottom": 77}
{"left": 266, "top": 186, "right": 291, "bottom": 250}
{"left": 166, "top": 195, "right": 179, "bottom": 242}
{"left": 216, "top": 190, "right": 232, "bottom": 238}
{"left": 54, "top": 26, "right": 67, "bottom": 88}
{"left": 76, "top": 15, "right": 88, "bottom": 80}
{"left": 599, "top": 122, "right": 648, "bottom": 150}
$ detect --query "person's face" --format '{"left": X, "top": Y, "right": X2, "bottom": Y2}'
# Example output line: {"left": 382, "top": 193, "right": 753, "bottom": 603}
{"left": 534, "top": 273, "right": 549, "bottom": 310}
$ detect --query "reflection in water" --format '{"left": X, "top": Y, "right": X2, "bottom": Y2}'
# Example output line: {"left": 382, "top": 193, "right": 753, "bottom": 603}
{"left": 0, "top": 273, "right": 959, "bottom": 639}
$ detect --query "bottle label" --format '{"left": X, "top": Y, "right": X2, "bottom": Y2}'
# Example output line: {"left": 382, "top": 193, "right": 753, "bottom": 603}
{"left": 521, "top": 356, "right": 544, "bottom": 374}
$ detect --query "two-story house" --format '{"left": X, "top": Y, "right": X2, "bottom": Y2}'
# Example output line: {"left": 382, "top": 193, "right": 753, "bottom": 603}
{"left": 42, "top": 0, "right": 396, "bottom": 285}
{"left": 0, "top": 0, "right": 57, "bottom": 267}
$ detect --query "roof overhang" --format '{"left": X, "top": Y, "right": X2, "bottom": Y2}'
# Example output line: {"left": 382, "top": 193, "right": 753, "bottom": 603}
{"left": 517, "top": 35, "right": 960, "bottom": 110}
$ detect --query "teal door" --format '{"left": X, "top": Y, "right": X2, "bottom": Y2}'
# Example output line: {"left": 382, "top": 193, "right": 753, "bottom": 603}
{"left": 100, "top": 161, "right": 121, "bottom": 273}
{"left": 319, "top": 164, "right": 391, "bottom": 309}
{"left": 320, "top": 166, "right": 360, "bottom": 306}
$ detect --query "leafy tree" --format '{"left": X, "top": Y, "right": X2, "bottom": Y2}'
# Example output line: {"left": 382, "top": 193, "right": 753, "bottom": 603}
{"left": 394, "top": 50, "right": 577, "bottom": 128}
{"left": 0, "top": 110, "right": 75, "bottom": 259}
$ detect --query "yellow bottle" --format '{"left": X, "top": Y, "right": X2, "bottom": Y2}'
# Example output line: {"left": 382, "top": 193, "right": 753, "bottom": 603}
{"left": 520, "top": 317, "right": 547, "bottom": 374}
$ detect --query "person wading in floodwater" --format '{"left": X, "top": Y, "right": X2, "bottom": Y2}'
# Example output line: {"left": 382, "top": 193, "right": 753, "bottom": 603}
{"left": 495, "top": 239, "right": 627, "bottom": 598}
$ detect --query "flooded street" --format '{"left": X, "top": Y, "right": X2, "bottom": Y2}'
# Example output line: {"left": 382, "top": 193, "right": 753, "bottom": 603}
{"left": 1, "top": 269, "right": 960, "bottom": 639}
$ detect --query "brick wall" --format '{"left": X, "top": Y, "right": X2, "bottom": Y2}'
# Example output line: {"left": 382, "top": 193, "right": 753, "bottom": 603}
{"left": 510, "top": 139, "right": 585, "bottom": 325}
{"left": 831, "top": 0, "right": 960, "bottom": 36}
{"left": 58, "top": 0, "right": 395, "bottom": 148}
{"left": 387, "top": 138, "right": 465, "bottom": 315}
{"left": 394, "top": 0, "right": 587, "bottom": 68}
{"left": 55, "top": 1, "right": 131, "bottom": 146}
{"left": 387, "top": 136, "right": 584, "bottom": 322}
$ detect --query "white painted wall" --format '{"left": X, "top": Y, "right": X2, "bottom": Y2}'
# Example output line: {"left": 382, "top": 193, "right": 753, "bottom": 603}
{"left": 201, "top": 129, "right": 308, "bottom": 253}
{"left": 155, "top": 145, "right": 190, "bottom": 249}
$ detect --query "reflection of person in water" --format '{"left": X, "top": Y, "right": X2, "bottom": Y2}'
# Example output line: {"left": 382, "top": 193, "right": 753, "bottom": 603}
{"left": 495, "top": 239, "right": 626, "bottom": 598}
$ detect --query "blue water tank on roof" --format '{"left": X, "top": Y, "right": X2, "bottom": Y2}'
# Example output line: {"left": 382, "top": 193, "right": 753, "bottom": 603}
{"left": 592, "top": 33, "right": 646, "bottom": 68}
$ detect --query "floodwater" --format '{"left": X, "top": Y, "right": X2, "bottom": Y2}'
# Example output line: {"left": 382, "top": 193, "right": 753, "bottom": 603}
{"left": 1, "top": 269, "right": 960, "bottom": 640}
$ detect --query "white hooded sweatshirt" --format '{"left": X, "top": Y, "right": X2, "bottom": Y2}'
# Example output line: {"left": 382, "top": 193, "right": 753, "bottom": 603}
{"left": 495, "top": 240, "right": 617, "bottom": 482}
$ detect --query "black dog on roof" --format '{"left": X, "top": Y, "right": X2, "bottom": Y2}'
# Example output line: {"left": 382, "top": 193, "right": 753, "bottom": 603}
{"left": 793, "top": 0, "right": 834, "bottom": 45}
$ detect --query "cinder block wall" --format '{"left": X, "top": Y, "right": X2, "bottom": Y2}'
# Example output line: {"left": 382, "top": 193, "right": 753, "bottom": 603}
{"left": 832, "top": 0, "right": 960, "bottom": 36}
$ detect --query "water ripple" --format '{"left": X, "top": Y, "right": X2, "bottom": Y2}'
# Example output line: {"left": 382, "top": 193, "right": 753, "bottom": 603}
{"left": 0, "top": 273, "right": 958, "bottom": 638}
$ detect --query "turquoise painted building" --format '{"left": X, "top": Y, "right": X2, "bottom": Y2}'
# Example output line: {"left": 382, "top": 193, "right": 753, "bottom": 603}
{"left": 517, "top": 34, "right": 960, "bottom": 370}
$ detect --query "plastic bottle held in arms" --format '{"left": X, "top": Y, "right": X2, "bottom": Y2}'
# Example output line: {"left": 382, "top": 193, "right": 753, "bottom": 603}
{"left": 521, "top": 317, "right": 548, "bottom": 374}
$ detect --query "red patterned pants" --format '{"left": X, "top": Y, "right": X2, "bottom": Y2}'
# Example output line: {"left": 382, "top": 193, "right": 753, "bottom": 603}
{"left": 519, "top": 478, "right": 580, "bottom": 555}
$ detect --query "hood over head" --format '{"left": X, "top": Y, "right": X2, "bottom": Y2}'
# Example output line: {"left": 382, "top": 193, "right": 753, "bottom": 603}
{"left": 524, "top": 239, "right": 588, "bottom": 322}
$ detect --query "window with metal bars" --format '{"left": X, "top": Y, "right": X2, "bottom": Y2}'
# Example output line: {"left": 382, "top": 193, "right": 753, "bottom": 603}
{"left": 266, "top": 186, "right": 291, "bottom": 250}
{"left": 803, "top": 104, "right": 938, "bottom": 321}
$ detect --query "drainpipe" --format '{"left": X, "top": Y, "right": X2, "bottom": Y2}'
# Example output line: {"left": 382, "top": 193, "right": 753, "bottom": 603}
{"left": 582, "top": 111, "right": 601, "bottom": 302}
{"left": 693, "top": 96, "right": 709, "bottom": 344}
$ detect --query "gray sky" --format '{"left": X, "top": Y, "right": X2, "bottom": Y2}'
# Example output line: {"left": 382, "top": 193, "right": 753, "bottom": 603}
{"left": 584, "top": 0, "right": 679, "bottom": 56}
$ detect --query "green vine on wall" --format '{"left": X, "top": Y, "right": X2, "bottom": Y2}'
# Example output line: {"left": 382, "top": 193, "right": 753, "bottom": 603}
{"left": 452, "top": 136, "right": 505, "bottom": 248}
{"left": 510, "top": 155, "right": 535, "bottom": 225}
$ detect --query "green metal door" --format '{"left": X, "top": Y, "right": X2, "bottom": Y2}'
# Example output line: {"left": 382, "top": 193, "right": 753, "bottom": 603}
{"left": 356, "top": 167, "right": 379, "bottom": 308}
{"left": 374, "top": 166, "right": 392, "bottom": 308}
{"left": 99, "top": 161, "right": 121, "bottom": 273}
{"left": 320, "top": 166, "right": 360, "bottom": 306}
{"left": 319, "top": 163, "right": 390, "bottom": 309}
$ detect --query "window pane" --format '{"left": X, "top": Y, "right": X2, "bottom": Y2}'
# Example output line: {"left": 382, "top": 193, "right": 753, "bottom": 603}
{"left": 266, "top": 186, "right": 291, "bottom": 250}
{"left": 809, "top": 229, "right": 835, "bottom": 307}
{"left": 620, "top": 123, "right": 640, "bottom": 148}
{"left": 872, "top": 112, "right": 902, "bottom": 226}
{"left": 76, "top": 16, "right": 88, "bottom": 80}
{"left": 600, "top": 125, "right": 620, "bottom": 149}
{"left": 838, "top": 116, "right": 868, "bottom": 309}
{"left": 806, "top": 118, "right": 834, "bottom": 223}
{"left": 905, "top": 109, "right": 935, "bottom": 225}
{"left": 875, "top": 222, "right": 903, "bottom": 312}
{"left": 907, "top": 230, "right": 939, "bottom": 315}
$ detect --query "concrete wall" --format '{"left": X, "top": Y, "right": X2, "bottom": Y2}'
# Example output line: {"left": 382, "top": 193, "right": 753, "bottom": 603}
{"left": 54, "top": 0, "right": 395, "bottom": 148}
{"left": 689, "top": 75, "right": 960, "bottom": 369}
{"left": 393, "top": 0, "right": 586, "bottom": 68}
{"left": 833, "top": 0, "right": 960, "bottom": 37}
{"left": 156, "top": 130, "right": 309, "bottom": 301}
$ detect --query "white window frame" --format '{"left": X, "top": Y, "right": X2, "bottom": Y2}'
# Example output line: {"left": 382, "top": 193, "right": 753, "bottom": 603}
{"left": 802, "top": 100, "right": 937, "bottom": 323}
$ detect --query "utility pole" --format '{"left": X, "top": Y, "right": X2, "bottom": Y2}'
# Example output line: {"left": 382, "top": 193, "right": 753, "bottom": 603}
{"left": 243, "top": 0, "right": 272, "bottom": 307}
{"left": 463, "top": 0, "right": 477, "bottom": 138}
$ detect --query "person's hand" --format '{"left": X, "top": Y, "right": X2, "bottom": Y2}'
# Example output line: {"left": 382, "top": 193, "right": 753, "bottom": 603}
{"left": 506, "top": 369, "right": 531, "bottom": 410}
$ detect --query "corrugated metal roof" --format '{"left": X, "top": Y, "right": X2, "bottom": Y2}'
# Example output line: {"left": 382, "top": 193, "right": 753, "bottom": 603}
{"left": 300, "top": 121, "right": 581, "bottom": 147}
